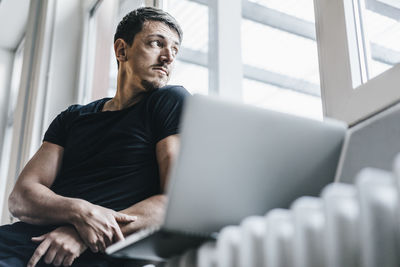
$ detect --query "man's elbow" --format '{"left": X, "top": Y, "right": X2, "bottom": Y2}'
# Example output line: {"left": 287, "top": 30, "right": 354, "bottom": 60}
{"left": 8, "top": 191, "right": 20, "bottom": 218}
{"left": 8, "top": 187, "right": 26, "bottom": 219}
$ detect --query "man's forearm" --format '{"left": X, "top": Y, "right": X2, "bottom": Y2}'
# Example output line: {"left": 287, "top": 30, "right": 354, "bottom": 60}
{"left": 9, "top": 180, "right": 85, "bottom": 225}
{"left": 118, "top": 194, "right": 167, "bottom": 236}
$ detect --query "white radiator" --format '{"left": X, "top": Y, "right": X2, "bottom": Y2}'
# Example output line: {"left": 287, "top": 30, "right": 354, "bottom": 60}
{"left": 169, "top": 154, "right": 400, "bottom": 267}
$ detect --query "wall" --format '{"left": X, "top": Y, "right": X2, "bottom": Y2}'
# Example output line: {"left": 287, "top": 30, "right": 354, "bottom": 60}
{"left": 0, "top": 48, "right": 13, "bottom": 221}
{"left": 337, "top": 101, "right": 400, "bottom": 183}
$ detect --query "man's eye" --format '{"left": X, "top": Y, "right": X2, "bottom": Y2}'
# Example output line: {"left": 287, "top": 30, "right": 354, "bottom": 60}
{"left": 150, "top": 40, "right": 161, "bottom": 47}
{"left": 172, "top": 47, "right": 179, "bottom": 55}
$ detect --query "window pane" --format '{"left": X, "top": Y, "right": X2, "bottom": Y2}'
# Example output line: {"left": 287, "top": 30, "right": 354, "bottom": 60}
{"left": 166, "top": 0, "right": 209, "bottom": 94}
{"left": 167, "top": 0, "right": 208, "bottom": 53}
{"left": 242, "top": 0, "right": 321, "bottom": 119}
{"left": 362, "top": 0, "right": 400, "bottom": 78}
{"left": 107, "top": 0, "right": 145, "bottom": 98}
{"left": 242, "top": 19, "right": 320, "bottom": 86}
{"left": 243, "top": 79, "right": 323, "bottom": 120}
{"left": 108, "top": 46, "right": 117, "bottom": 97}
{"left": 169, "top": 60, "right": 208, "bottom": 95}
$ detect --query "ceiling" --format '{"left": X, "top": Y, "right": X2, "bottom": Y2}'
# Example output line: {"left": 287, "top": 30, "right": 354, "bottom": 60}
{"left": 0, "top": 0, "right": 30, "bottom": 50}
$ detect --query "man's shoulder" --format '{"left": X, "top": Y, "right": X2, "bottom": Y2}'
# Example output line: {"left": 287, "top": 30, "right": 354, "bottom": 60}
{"left": 149, "top": 85, "right": 191, "bottom": 102}
{"left": 64, "top": 98, "right": 109, "bottom": 115}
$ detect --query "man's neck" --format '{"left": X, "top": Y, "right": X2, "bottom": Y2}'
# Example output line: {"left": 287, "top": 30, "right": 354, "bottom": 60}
{"left": 103, "top": 72, "right": 146, "bottom": 112}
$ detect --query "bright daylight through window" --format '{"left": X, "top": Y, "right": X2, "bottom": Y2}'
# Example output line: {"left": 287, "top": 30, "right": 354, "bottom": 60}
{"left": 360, "top": 0, "right": 400, "bottom": 79}
{"left": 167, "top": 0, "right": 209, "bottom": 95}
{"left": 242, "top": 0, "right": 322, "bottom": 120}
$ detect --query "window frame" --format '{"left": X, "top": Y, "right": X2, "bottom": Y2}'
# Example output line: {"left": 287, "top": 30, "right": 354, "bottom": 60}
{"left": 314, "top": 0, "right": 400, "bottom": 125}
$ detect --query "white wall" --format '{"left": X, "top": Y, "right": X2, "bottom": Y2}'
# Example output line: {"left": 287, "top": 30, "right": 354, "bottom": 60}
{"left": 337, "top": 102, "right": 400, "bottom": 183}
{"left": 0, "top": 48, "right": 13, "bottom": 142}
{"left": 0, "top": 48, "right": 14, "bottom": 223}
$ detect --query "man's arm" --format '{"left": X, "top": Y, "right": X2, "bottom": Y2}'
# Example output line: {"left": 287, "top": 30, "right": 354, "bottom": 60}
{"left": 118, "top": 134, "right": 179, "bottom": 235}
{"left": 9, "top": 141, "right": 74, "bottom": 224}
{"left": 8, "top": 141, "right": 136, "bottom": 252}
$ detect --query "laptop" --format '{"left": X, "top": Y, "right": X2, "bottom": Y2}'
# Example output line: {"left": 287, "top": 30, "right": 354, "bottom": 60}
{"left": 106, "top": 94, "right": 347, "bottom": 261}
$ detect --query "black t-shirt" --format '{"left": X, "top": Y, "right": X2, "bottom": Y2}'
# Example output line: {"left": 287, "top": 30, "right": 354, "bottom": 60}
{"left": 43, "top": 85, "right": 190, "bottom": 211}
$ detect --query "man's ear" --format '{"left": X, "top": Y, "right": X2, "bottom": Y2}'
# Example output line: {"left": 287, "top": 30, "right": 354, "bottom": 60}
{"left": 114, "top": 39, "right": 127, "bottom": 63}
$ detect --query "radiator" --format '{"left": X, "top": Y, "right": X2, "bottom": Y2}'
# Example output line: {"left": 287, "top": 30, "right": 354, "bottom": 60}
{"left": 168, "top": 154, "right": 400, "bottom": 267}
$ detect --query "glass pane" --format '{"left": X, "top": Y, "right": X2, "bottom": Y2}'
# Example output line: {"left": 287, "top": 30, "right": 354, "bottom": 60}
{"left": 107, "top": 0, "right": 145, "bottom": 98}
{"left": 169, "top": 60, "right": 208, "bottom": 95}
{"left": 167, "top": 0, "right": 208, "bottom": 53}
{"left": 166, "top": 0, "right": 209, "bottom": 94}
{"left": 243, "top": 79, "right": 323, "bottom": 120}
{"left": 363, "top": 0, "right": 400, "bottom": 78}
{"left": 248, "top": 0, "right": 315, "bottom": 22}
{"left": 108, "top": 46, "right": 117, "bottom": 97}
{"left": 242, "top": 19, "right": 320, "bottom": 85}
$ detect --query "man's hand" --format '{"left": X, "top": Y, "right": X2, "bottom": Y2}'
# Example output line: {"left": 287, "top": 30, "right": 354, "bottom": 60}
{"left": 28, "top": 226, "right": 86, "bottom": 267}
{"left": 72, "top": 201, "right": 137, "bottom": 253}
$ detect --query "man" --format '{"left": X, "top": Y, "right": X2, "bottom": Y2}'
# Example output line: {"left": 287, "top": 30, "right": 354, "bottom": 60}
{"left": 0, "top": 7, "right": 190, "bottom": 267}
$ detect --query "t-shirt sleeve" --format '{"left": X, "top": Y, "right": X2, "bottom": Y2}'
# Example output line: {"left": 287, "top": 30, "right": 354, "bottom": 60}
{"left": 43, "top": 106, "right": 75, "bottom": 147}
{"left": 150, "top": 86, "right": 191, "bottom": 143}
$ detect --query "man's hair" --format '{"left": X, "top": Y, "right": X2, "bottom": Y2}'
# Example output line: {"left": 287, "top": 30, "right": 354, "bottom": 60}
{"left": 114, "top": 7, "right": 183, "bottom": 47}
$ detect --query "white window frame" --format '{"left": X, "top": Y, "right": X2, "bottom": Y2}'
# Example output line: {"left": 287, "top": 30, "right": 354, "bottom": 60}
{"left": 314, "top": 0, "right": 400, "bottom": 125}
{"left": 77, "top": 0, "right": 118, "bottom": 104}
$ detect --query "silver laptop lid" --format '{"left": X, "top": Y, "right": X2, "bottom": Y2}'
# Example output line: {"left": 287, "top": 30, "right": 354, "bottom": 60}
{"left": 164, "top": 94, "right": 346, "bottom": 234}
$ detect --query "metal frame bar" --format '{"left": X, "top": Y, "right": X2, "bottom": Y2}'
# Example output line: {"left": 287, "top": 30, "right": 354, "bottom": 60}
{"left": 242, "top": 0, "right": 316, "bottom": 40}
{"left": 366, "top": 0, "right": 400, "bottom": 21}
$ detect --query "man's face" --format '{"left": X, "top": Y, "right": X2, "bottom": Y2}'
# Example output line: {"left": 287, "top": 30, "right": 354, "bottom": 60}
{"left": 122, "top": 20, "right": 180, "bottom": 91}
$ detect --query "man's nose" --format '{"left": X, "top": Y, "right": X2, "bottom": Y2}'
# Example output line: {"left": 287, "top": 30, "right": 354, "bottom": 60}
{"left": 159, "top": 47, "right": 174, "bottom": 64}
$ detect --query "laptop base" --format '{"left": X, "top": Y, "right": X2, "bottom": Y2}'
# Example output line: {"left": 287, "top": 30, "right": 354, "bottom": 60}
{"left": 110, "top": 229, "right": 213, "bottom": 261}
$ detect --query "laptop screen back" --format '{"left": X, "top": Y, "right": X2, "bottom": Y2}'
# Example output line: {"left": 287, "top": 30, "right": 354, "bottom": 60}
{"left": 164, "top": 95, "right": 347, "bottom": 234}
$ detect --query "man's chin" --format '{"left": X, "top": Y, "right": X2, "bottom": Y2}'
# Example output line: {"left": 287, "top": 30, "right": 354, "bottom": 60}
{"left": 141, "top": 79, "right": 168, "bottom": 91}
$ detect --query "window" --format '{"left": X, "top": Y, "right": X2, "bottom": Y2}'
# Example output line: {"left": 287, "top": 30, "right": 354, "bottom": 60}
{"left": 166, "top": 0, "right": 209, "bottom": 95}
{"left": 315, "top": 0, "right": 400, "bottom": 125}
{"left": 357, "top": 0, "right": 400, "bottom": 80}
{"left": 242, "top": 0, "right": 322, "bottom": 120}
{"left": 243, "top": 79, "right": 322, "bottom": 120}
{"left": 107, "top": 0, "right": 146, "bottom": 97}
{"left": 165, "top": 0, "right": 322, "bottom": 119}
{"left": 79, "top": 0, "right": 120, "bottom": 104}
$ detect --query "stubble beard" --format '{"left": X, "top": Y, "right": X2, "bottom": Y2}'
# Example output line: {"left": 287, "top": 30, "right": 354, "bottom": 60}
{"left": 141, "top": 77, "right": 168, "bottom": 92}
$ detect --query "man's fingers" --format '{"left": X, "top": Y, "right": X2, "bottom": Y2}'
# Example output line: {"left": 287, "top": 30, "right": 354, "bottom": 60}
{"left": 114, "top": 212, "right": 137, "bottom": 223}
{"left": 44, "top": 246, "right": 58, "bottom": 265}
{"left": 103, "top": 231, "right": 113, "bottom": 248}
{"left": 113, "top": 224, "right": 125, "bottom": 243}
{"left": 96, "top": 238, "right": 106, "bottom": 253}
{"left": 88, "top": 242, "right": 98, "bottom": 253}
{"left": 52, "top": 251, "right": 65, "bottom": 267}
{"left": 85, "top": 232, "right": 99, "bottom": 253}
{"left": 63, "top": 255, "right": 76, "bottom": 267}
{"left": 27, "top": 239, "right": 51, "bottom": 267}
{"left": 31, "top": 234, "right": 47, "bottom": 242}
